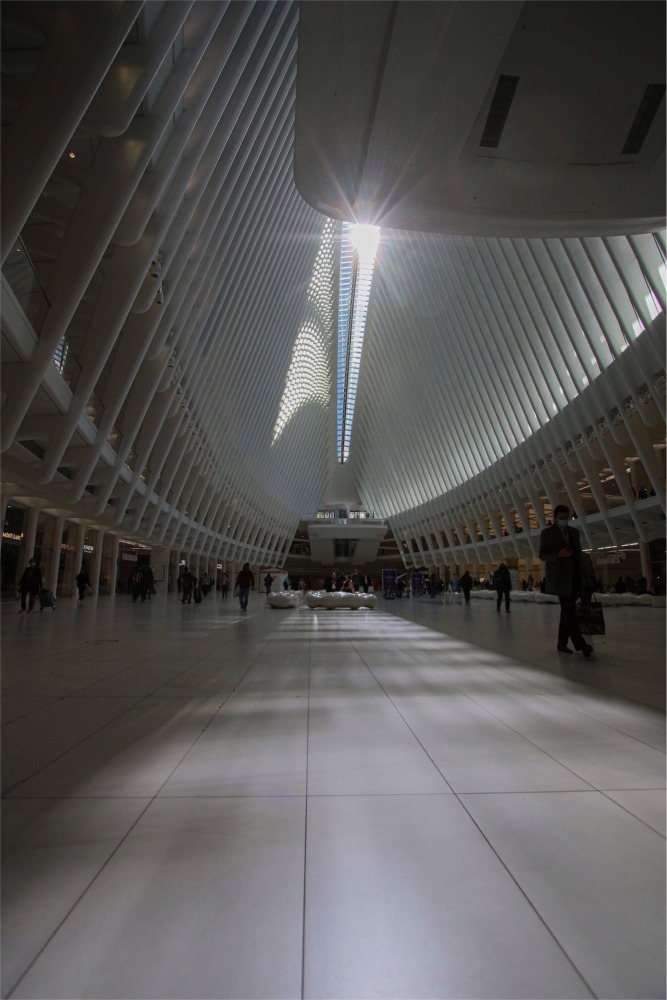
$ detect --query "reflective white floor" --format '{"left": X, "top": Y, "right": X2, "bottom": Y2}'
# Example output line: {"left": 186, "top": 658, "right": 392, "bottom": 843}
{"left": 2, "top": 593, "right": 665, "bottom": 999}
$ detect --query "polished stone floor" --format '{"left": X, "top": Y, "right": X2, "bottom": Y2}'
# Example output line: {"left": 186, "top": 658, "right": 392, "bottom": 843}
{"left": 2, "top": 591, "right": 665, "bottom": 999}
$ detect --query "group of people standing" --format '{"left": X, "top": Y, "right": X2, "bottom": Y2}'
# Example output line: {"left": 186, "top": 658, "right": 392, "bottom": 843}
{"left": 127, "top": 566, "right": 155, "bottom": 603}
{"left": 178, "top": 567, "right": 212, "bottom": 604}
{"left": 324, "top": 571, "right": 373, "bottom": 593}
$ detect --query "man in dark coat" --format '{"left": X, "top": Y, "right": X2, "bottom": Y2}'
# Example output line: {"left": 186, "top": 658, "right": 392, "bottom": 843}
{"left": 75, "top": 566, "right": 91, "bottom": 602}
{"left": 539, "top": 504, "right": 593, "bottom": 657}
{"left": 494, "top": 563, "right": 512, "bottom": 612}
{"left": 235, "top": 562, "right": 255, "bottom": 611}
{"left": 18, "top": 558, "right": 42, "bottom": 613}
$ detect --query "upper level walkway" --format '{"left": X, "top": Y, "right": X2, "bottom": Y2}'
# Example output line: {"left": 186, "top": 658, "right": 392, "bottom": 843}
{"left": 2, "top": 590, "right": 665, "bottom": 999}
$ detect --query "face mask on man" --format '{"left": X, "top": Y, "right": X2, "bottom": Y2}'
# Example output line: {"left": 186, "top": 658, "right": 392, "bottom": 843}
{"left": 557, "top": 516, "right": 569, "bottom": 524}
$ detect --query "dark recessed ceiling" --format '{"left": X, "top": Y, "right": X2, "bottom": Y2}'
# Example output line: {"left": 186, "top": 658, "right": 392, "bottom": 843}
{"left": 294, "top": 0, "right": 666, "bottom": 237}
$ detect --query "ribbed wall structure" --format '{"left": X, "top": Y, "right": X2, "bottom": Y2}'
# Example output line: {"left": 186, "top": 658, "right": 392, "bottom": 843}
{"left": 354, "top": 231, "right": 666, "bottom": 569}
{"left": 1, "top": 1, "right": 335, "bottom": 580}
{"left": 0, "top": 0, "right": 665, "bottom": 594}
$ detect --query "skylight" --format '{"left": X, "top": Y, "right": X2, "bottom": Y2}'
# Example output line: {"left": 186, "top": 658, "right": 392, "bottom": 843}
{"left": 272, "top": 219, "right": 335, "bottom": 443}
{"left": 337, "top": 223, "right": 380, "bottom": 463}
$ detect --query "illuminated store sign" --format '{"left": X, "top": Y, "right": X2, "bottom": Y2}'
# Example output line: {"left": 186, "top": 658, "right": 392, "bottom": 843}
{"left": 119, "top": 538, "right": 150, "bottom": 549}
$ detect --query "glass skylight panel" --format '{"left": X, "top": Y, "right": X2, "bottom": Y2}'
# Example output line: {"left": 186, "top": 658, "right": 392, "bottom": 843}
{"left": 273, "top": 219, "right": 335, "bottom": 444}
{"left": 337, "top": 222, "right": 380, "bottom": 463}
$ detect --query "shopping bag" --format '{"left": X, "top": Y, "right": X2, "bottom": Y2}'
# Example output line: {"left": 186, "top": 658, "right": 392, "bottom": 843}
{"left": 577, "top": 599, "right": 605, "bottom": 636}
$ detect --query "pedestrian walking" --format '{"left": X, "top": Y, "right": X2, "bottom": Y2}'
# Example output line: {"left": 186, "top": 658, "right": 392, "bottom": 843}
{"left": 76, "top": 566, "right": 91, "bottom": 602}
{"left": 539, "top": 505, "right": 594, "bottom": 657}
{"left": 18, "top": 558, "right": 42, "bottom": 613}
{"left": 235, "top": 563, "right": 255, "bottom": 611}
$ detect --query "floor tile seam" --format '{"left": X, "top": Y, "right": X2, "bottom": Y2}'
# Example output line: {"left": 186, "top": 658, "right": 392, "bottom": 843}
{"left": 386, "top": 601, "right": 664, "bottom": 674}
{"left": 0, "top": 683, "right": 220, "bottom": 728}
{"left": 452, "top": 791, "right": 598, "bottom": 999}
{"left": 369, "top": 611, "right": 665, "bottom": 752}
{"left": 363, "top": 664, "right": 601, "bottom": 794}
{"left": 435, "top": 681, "right": 633, "bottom": 791}
{"left": 2, "top": 793, "right": 170, "bottom": 801}
{"left": 1, "top": 654, "right": 257, "bottom": 795}
{"left": 0, "top": 666, "right": 132, "bottom": 699}
{"left": 0, "top": 691, "right": 157, "bottom": 796}
{"left": 442, "top": 671, "right": 664, "bottom": 752}
{"left": 2, "top": 701, "right": 67, "bottom": 726}
{"left": 301, "top": 637, "right": 314, "bottom": 1000}
{"left": 169, "top": 653, "right": 279, "bottom": 758}
{"left": 353, "top": 664, "right": 457, "bottom": 792}
{"left": 2, "top": 795, "right": 156, "bottom": 1000}
{"left": 484, "top": 669, "right": 667, "bottom": 753}
{"left": 597, "top": 789, "right": 667, "bottom": 839}
{"left": 0, "top": 645, "right": 227, "bottom": 707}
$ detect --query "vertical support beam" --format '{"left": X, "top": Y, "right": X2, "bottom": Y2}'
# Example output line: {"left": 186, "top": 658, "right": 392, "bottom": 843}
{"left": 48, "top": 514, "right": 66, "bottom": 596}
{"left": 149, "top": 545, "right": 170, "bottom": 600}
{"left": 74, "top": 523, "right": 86, "bottom": 582}
{"left": 21, "top": 507, "right": 40, "bottom": 570}
{"left": 108, "top": 534, "right": 120, "bottom": 597}
{"left": 639, "top": 540, "right": 652, "bottom": 582}
{"left": 91, "top": 529, "right": 105, "bottom": 595}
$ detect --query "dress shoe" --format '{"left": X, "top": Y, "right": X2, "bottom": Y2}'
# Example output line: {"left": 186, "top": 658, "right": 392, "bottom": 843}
{"left": 557, "top": 645, "right": 573, "bottom": 654}
{"left": 582, "top": 644, "right": 594, "bottom": 658}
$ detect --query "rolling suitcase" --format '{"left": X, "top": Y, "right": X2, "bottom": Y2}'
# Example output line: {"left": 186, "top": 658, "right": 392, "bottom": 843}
{"left": 39, "top": 588, "right": 56, "bottom": 611}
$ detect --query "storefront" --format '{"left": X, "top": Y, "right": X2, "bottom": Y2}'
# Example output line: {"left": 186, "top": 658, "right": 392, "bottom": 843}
{"left": 1, "top": 504, "right": 26, "bottom": 598}
{"left": 116, "top": 539, "right": 152, "bottom": 593}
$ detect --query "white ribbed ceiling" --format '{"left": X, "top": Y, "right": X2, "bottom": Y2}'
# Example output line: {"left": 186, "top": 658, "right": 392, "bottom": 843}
{"left": 1, "top": 0, "right": 665, "bottom": 569}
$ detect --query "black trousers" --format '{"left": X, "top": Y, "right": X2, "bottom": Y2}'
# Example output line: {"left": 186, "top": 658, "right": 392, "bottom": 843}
{"left": 558, "top": 596, "right": 587, "bottom": 650}
{"left": 496, "top": 589, "right": 510, "bottom": 610}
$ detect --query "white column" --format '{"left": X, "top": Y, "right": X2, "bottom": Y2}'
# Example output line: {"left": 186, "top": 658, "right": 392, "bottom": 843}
{"left": 108, "top": 534, "right": 120, "bottom": 597}
{"left": 48, "top": 515, "right": 67, "bottom": 596}
{"left": 168, "top": 550, "right": 180, "bottom": 593}
{"left": 639, "top": 540, "right": 651, "bottom": 582}
{"left": 22, "top": 507, "right": 40, "bottom": 569}
{"left": 74, "top": 523, "right": 86, "bottom": 577}
{"left": 1, "top": 491, "right": 14, "bottom": 525}
{"left": 91, "top": 529, "right": 105, "bottom": 595}
{"left": 149, "top": 545, "right": 170, "bottom": 600}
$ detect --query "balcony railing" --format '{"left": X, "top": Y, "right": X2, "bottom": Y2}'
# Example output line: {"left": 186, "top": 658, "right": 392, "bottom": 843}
{"left": 2, "top": 236, "right": 50, "bottom": 334}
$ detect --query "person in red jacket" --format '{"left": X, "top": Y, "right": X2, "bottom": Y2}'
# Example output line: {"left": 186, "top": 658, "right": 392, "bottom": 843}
{"left": 235, "top": 563, "right": 255, "bottom": 611}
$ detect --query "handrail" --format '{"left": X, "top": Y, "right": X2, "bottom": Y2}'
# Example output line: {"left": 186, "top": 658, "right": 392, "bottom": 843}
{"left": 1, "top": 235, "right": 50, "bottom": 334}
